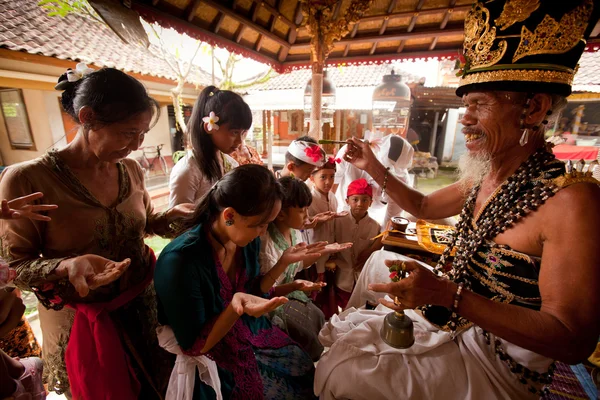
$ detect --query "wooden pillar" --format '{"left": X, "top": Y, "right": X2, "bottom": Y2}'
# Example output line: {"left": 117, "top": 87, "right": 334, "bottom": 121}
{"left": 262, "top": 110, "right": 268, "bottom": 157}
{"left": 430, "top": 111, "right": 440, "bottom": 155}
{"left": 309, "top": 26, "right": 325, "bottom": 139}
{"left": 335, "top": 110, "right": 341, "bottom": 142}
{"left": 266, "top": 110, "right": 273, "bottom": 170}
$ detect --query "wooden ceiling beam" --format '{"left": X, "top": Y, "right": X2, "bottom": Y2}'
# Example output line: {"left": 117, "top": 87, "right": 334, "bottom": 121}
{"left": 369, "top": 42, "right": 378, "bottom": 55}
{"left": 235, "top": 24, "right": 247, "bottom": 43}
{"left": 255, "top": 34, "right": 264, "bottom": 52}
{"left": 433, "top": 0, "right": 458, "bottom": 51}
{"left": 407, "top": 0, "right": 426, "bottom": 33}
{"left": 358, "top": 4, "right": 471, "bottom": 24}
{"left": 184, "top": 0, "right": 202, "bottom": 22}
{"left": 440, "top": 0, "right": 458, "bottom": 30}
{"left": 293, "top": 26, "right": 463, "bottom": 49}
{"left": 429, "top": 36, "right": 439, "bottom": 51}
{"left": 278, "top": 45, "right": 289, "bottom": 62}
{"left": 247, "top": 0, "right": 295, "bottom": 28}
{"left": 251, "top": 2, "right": 260, "bottom": 22}
{"left": 294, "top": 2, "right": 303, "bottom": 25}
{"left": 213, "top": 12, "right": 225, "bottom": 34}
{"left": 396, "top": 41, "right": 405, "bottom": 53}
{"left": 288, "top": 27, "right": 298, "bottom": 44}
{"left": 201, "top": 0, "right": 291, "bottom": 48}
{"left": 379, "top": 0, "right": 398, "bottom": 35}
{"left": 333, "top": 1, "right": 343, "bottom": 20}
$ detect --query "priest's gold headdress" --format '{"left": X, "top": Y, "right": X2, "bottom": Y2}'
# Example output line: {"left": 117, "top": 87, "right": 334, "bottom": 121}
{"left": 456, "top": 0, "right": 600, "bottom": 97}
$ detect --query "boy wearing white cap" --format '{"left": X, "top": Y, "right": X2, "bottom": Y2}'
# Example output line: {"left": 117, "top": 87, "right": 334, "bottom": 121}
{"left": 278, "top": 136, "right": 327, "bottom": 181}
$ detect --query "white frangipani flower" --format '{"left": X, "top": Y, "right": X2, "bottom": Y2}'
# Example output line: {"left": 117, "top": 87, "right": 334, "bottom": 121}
{"left": 202, "top": 111, "right": 220, "bottom": 131}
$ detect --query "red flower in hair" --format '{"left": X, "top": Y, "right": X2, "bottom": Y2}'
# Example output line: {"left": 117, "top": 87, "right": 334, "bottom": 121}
{"left": 305, "top": 145, "right": 323, "bottom": 163}
{"left": 328, "top": 156, "right": 341, "bottom": 164}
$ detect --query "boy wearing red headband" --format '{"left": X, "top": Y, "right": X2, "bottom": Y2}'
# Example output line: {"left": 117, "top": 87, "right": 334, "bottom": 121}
{"left": 332, "top": 179, "right": 381, "bottom": 309}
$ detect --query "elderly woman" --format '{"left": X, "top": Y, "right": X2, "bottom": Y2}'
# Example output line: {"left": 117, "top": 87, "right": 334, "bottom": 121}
{"left": 315, "top": 2, "right": 600, "bottom": 399}
{"left": 0, "top": 66, "right": 192, "bottom": 399}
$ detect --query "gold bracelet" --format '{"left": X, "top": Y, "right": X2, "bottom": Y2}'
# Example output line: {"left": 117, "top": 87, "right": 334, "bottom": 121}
{"left": 382, "top": 167, "right": 390, "bottom": 194}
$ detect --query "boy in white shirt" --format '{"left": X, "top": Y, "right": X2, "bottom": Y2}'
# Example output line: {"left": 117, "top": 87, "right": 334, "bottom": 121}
{"left": 333, "top": 133, "right": 414, "bottom": 226}
{"left": 307, "top": 156, "right": 342, "bottom": 279}
{"left": 277, "top": 136, "right": 326, "bottom": 181}
{"left": 333, "top": 179, "right": 381, "bottom": 310}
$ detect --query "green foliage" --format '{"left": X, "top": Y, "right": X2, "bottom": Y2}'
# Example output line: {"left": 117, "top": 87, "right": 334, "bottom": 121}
{"left": 38, "top": 0, "right": 103, "bottom": 23}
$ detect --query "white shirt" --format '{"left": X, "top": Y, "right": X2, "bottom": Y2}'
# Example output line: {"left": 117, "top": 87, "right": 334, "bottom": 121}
{"left": 259, "top": 226, "right": 304, "bottom": 286}
{"left": 168, "top": 151, "right": 238, "bottom": 208}
{"left": 306, "top": 186, "right": 338, "bottom": 273}
{"left": 333, "top": 213, "right": 380, "bottom": 293}
{"left": 334, "top": 143, "right": 412, "bottom": 227}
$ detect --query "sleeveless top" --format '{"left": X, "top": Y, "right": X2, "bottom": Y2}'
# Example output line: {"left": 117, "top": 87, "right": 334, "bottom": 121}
{"left": 425, "top": 155, "right": 598, "bottom": 325}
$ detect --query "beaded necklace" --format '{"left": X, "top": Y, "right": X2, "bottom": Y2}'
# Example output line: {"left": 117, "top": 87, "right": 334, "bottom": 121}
{"left": 427, "top": 145, "right": 560, "bottom": 396}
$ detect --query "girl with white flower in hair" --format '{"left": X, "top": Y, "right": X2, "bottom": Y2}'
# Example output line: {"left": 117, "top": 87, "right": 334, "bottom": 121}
{"left": 168, "top": 85, "right": 253, "bottom": 207}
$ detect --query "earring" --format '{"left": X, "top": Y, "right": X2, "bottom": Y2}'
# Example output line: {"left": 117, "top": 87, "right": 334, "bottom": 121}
{"left": 225, "top": 213, "right": 234, "bottom": 226}
{"left": 519, "top": 129, "right": 529, "bottom": 146}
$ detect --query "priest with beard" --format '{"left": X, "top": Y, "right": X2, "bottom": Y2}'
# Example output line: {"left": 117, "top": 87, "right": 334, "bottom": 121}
{"left": 314, "top": 1, "right": 600, "bottom": 399}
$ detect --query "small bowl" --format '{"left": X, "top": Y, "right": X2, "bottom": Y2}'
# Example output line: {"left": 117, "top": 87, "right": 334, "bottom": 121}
{"left": 391, "top": 217, "right": 409, "bottom": 233}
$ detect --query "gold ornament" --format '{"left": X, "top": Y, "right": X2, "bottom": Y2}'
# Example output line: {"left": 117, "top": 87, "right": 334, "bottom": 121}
{"left": 495, "top": 0, "right": 540, "bottom": 31}
{"left": 457, "top": 67, "right": 574, "bottom": 88}
{"left": 513, "top": 0, "right": 594, "bottom": 62}
{"left": 463, "top": 3, "right": 507, "bottom": 71}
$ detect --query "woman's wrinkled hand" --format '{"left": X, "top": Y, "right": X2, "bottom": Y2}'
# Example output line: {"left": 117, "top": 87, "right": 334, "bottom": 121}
{"left": 55, "top": 254, "right": 131, "bottom": 297}
{"left": 1, "top": 192, "right": 58, "bottom": 221}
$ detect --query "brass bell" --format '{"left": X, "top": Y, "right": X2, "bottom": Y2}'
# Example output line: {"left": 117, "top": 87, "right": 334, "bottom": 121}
{"left": 379, "top": 260, "right": 415, "bottom": 348}
{"left": 380, "top": 303, "right": 415, "bottom": 349}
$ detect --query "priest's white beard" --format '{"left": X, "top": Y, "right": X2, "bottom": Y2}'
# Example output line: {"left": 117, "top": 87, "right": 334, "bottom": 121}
{"left": 458, "top": 151, "right": 492, "bottom": 192}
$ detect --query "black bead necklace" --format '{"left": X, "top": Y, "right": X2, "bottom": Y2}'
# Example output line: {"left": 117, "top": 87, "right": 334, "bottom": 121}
{"left": 428, "top": 145, "right": 560, "bottom": 396}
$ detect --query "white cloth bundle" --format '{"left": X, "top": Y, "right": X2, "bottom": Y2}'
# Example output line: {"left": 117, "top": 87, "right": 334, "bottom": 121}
{"left": 157, "top": 325, "right": 223, "bottom": 400}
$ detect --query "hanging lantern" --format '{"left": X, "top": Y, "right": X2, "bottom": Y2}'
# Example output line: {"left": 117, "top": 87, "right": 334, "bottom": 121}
{"left": 372, "top": 69, "right": 411, "bottom": 134}
{"left": 304, "top": 70, "right": 336, "bottom": 127}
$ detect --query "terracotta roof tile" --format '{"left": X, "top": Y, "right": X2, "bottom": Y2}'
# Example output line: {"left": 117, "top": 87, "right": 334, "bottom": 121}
{"left": 573, "top": 51, "right": 600, "bottom": 87}
{"left": 0, "top": 0, "right": 213, "bottom": 85}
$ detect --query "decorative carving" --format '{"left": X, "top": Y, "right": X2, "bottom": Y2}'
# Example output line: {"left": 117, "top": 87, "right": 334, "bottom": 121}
{"left": 463, "top": 2, "right": 507, "bottom": 71}
{"left": 494, "top": 0, "right": 540, "bottom": 31}
{"left": 513, "top": 0, "right": 594, "bottom": 62}
{"left": 300, "top": 0, "right": 373, "bottom": 71}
